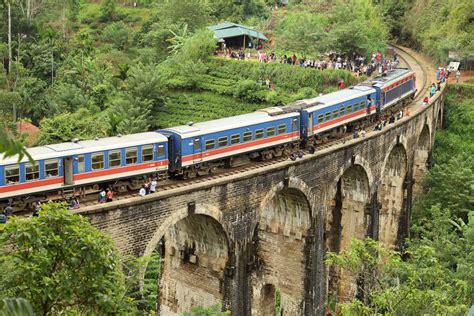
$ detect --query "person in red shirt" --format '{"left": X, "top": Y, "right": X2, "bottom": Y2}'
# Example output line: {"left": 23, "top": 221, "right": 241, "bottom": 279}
{"left": 106, "top": 189, "right": 113, "bottom": 202}
{"left": 339, "top": 80, "right": 345, "bottom": 90}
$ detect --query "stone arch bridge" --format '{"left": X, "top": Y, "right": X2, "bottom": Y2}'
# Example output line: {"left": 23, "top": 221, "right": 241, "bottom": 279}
{"left": 77, "top": 86, "right": 446, "bottom": 315}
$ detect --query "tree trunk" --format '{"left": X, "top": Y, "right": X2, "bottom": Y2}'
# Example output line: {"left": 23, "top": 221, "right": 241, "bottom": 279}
{"left": 8, "top": 2, "right": 12, "bottom": 74}
{"left": 27, "top": 0, "right": 31, "bottom": 19}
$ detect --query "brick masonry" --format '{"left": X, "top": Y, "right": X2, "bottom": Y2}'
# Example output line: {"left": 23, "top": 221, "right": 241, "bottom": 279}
{"left": 76, "top": 87, "right": 445, "bottom": 315}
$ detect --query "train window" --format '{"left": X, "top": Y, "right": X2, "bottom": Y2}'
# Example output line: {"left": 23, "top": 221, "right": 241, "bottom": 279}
{"left": 25, "top": 163, "right": 40, "bottom": 181}
{"left": 347, "top": 105, "right": 353, "bottom": 113}
{"left": 360, "top": 101, "right": 366, "bottom": 108}
{"left": 193, "top": 139, "right": 201, "bottom": 151}
{"left": 205, "top": 139, "right": 215, "bottom": 150}
{"left": 45, "top": 160, "right": 59, "bottom": 177}
{"left": 157, "top": 145, "right": 165, "bottom": 157}
{"left": 318, "top": 115, "right": 324, "bottom": 123}
{"left": 325, "top": 113, "right": 331, "bottom": 121}
{"left": 243, "top": 131, "right": 252, "bottom": 142}
{"left": 332, "top": 110, "right": 339, "bottom": 118}
{"left": 292, "top": 118, "right": 298, "bottom": 130}
{"left": 278, "top": 124, "right": 287, "bottom": 134}
{"left": 126, "top": 148, "right": 138, "bottom": 164}
{"left": 91, "top": 154, "right": 104, "bottom": 170}
{"left": 109, "top": 150, "right": 121, "bottom": 167}
{"left": 255, "top": 129, "right": 264, "bottom": 139}
{"left": 218, "top": 136, "right": 228, "bottom": 148}
{"left": 5, "top": 165, "right": 20, "bottom": 184}
{"left": 77, "top": 155, "right": 85, "bottom": 173}
{"left": 339, "top": 108, "right": 345, "bottom": 116}
{"left": 142, "top": 145, "right": 154, "bottom": 162}
{"left": 266, "top": 127, "right": 276, "bottom": 137}
{"left": 231, "top": 134, "right": 240, "bottom": 145}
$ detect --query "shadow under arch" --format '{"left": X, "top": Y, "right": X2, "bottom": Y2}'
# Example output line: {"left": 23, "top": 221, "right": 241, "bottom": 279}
{"left": 413, "top": 124, "right": 432, "bottom": 197}
{"left": 144, "top": 203, "right": 228, "bottom": 258}
{"left": 327, "top": 155, "right": 375, "bottom": 201}
{"left": 141, "top": 204, "right": 230, "bottom": 315}
{"left": 378, "top": 143, "right": 408, "bottom": 249}
{"left": 253, "top": 177, "right": 317, "bottom": 315}
{"left": 327, "top": 162, "right": 371, "bottom": 303}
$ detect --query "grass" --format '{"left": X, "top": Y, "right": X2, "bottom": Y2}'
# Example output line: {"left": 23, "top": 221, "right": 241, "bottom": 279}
{"left": 154, "top": 91, "right": 266, "bottom": 128}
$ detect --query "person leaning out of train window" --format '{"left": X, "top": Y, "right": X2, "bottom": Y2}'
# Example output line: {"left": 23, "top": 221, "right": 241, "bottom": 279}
{"left": 367, "top": 97, "right": 372, "bottom": 114}
{"left": 139, "top": 185, "right": 146, "bottom": 197}
{"left": 106, "top": 189, "right": 113, "bottom": 202}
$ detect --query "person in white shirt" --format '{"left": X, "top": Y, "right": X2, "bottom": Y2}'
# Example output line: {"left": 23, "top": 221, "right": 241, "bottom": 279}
{"left": 150, "top": 178, "right": 157, "bottom": 193}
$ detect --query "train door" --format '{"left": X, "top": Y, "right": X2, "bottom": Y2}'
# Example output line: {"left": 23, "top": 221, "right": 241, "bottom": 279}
{"left": 63, "top": 157, "right": 74, "bottom": 185}
{"left": 307, "top": 113, "right": 313, "bottom": 135}
{"left": 192, "top": 138, "right": 202, "bottom": 164}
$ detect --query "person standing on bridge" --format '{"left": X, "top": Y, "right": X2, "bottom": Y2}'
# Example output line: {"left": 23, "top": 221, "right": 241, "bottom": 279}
{"left": 139, "top": 185, "right": 146, "bottom": 197}
{"left": 106, "top": 189, "right": 113, "bottom": 202}
{"left": 430, "top": 83, "right": 436, "bottom": 97}
{"left": 150, "top": 178, "right": 157, "bottom": 193}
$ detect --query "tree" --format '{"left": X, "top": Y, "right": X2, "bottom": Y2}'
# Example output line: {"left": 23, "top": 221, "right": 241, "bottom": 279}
{"left": 0, "top": 127, "right": 30, "bottom": 161}
{"left": 37, "top": 109, "right": 110, "bottom": 144}
{"left": 108, "top": 94, "right": 152, "bottom": 135}
{"left": 0, "top": 203, "right": 137, "bottom": 315}
{"left": 100, "top": 0, "right": 116, "bottom": 22}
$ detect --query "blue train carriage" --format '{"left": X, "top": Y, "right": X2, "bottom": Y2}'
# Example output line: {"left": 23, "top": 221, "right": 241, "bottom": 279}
{"left": 365, "top": 68, "right": 416, "bottom": 111}
{"left": 0, "top": 132, "right": 168, "bottom": 210}
{"left": 296, "top": 86, "right": 377, "bottom": 144}
{"left": 160, "top": 108, "right": 300, "bottom": 178}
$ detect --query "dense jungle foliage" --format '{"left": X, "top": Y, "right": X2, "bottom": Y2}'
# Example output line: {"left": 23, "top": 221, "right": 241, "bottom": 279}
{"left": 0, "top": 0, "right": 366, "bottom": 146}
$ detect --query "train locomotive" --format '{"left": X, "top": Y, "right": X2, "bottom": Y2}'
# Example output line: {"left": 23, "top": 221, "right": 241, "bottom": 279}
{"left": 0, "top": 68, "right": 416, "bottom": 211}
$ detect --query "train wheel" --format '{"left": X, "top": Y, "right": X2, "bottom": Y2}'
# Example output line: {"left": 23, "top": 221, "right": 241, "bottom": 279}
{"left": 308, "top": 146, "right": 316, "bottom": 154}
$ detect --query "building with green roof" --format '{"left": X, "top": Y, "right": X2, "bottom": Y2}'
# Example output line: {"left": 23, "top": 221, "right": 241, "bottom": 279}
{"left": 208, "top": 22, "right": 268, "bottom": 49}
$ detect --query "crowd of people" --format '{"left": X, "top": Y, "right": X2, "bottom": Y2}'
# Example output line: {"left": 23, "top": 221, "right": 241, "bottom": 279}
{"left": 138, "top": 178, "right": 158, "bottom": 197}
{"left": 223, "top": 48, "right": 400, "bottom": 78}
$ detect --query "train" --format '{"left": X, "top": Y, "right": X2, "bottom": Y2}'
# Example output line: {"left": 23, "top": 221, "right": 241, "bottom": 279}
{"left": 0, "top": 68, "right": 416, "bottom": 211}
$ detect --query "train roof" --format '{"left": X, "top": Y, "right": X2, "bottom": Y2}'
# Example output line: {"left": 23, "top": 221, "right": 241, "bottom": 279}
{"left": 161, "top": 109, "right": 299, "bottom": 138}
{"left": 300, "top": 86, "right": 376, "bottom": 113}
{"left": 364, "top": 68, "right": 413, "bottom": 87}
{"left": 0, "top": 132, "right": 167, "bottom": 166}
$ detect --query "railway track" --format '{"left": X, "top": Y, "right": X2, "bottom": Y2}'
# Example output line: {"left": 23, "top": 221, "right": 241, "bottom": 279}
{"left": 60, "top": 47, "right": 431, "bottom": 210}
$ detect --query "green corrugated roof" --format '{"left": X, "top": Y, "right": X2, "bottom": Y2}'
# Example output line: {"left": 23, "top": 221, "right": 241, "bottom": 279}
{"left": 208, "top": 22, "right": 268, "bottom": 41}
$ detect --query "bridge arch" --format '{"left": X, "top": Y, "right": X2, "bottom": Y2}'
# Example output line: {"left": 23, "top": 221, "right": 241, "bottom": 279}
{"left": 327, "top": 162, "right": 371, "bottom": 302}
{"left": 379, "top": 143, "right": 408, "bottom": 248}
{"left": 144, "top": 204, "right": 227, "bottom": 258}
{"left": 143, "top": 204, "right": 230, "bottom": 315}
{"left": 413, "top": 124, "right": 431, "bottom": 196}
{"left": 253, "top": 179, "right": 313, "bottom": 315}
{"left": 436, "top": 108, "right": 443, "bottom": 130}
